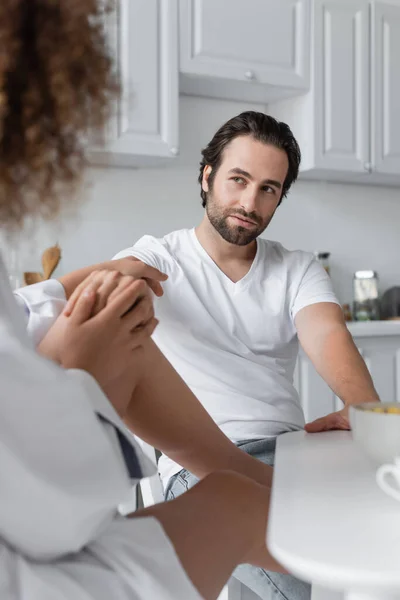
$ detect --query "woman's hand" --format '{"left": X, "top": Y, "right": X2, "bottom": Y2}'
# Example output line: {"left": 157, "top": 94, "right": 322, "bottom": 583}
{"left": 38, "top": 270, "right": 157, "bottom": 414}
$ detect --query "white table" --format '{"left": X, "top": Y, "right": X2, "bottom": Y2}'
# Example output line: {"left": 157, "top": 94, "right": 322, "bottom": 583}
{"left": 268, "top": 430, "right": 400, "bottom": 600}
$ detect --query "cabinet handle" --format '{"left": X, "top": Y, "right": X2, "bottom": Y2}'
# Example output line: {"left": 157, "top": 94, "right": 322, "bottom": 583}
{"left": 364, "top": 162, "right": 372, "bottom": 173}
{"left": 244, "top": 70, "right": 255, "bottom": 80}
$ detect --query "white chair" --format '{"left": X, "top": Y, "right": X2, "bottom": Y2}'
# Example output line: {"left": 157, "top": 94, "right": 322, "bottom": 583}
{"left": 135, "top": 438, "right": 245, "bottom": 600}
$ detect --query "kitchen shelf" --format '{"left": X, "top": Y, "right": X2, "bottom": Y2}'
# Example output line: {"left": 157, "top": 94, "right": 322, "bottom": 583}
{"left": 347, "top": 321, "right": 400, "bottom": 338}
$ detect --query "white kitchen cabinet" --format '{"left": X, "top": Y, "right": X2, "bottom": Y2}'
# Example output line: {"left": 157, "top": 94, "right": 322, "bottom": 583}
{"left": 270, "top": 0, "right": 400, "bottom": 186}
{"left": 295, "top": 322, "right": 400, "bottom": 423}
{"left": 91, "top": 0, "right": 179, "bottom": 167}
{"left": 372, "top": 1, "right": 400, "bottom": 175}
{"left": 312, "top": 0, "right": 370, "bottom": 174}
{"left": 179, "top": 0, "right": 310, "bottom": 104}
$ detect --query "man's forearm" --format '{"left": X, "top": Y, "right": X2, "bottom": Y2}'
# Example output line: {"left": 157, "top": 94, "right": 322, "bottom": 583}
{"left": 124, "top": 340, "right": 273, "bottom": 489}
{"left": 317, "top": 327, "right": 380, "bottom": 406}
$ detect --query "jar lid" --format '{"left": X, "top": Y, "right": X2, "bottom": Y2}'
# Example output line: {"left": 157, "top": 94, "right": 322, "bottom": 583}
{"left": 354, "top": 270, "right": 377, "bottom": 279}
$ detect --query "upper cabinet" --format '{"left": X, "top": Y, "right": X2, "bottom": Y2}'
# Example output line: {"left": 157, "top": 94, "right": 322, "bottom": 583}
{"left": 179, "top": 0, "right": 311, "bottom": 103}
{"left": 270, "top": 0, "right": 400, "bottom": 185}
{"left": 311, "top": 0, "right": 370, "bottom": 175}
{"left": 91, "top": 0, "right": 400, "bottom": 186}
{"left": 91, "top": 0, "right": 179, "bottom": 167}
{"left": 372, "top": 1, "right": 400, "bottom": 176}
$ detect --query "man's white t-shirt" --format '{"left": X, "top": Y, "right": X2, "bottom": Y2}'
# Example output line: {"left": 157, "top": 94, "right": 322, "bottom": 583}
{"left": 115, "top": 228, "right": 339, "bottom": 488}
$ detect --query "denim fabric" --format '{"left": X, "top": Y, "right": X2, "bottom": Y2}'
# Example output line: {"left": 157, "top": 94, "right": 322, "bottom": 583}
{"left": 164, "top": 438, "right": 311, "bottom": 600}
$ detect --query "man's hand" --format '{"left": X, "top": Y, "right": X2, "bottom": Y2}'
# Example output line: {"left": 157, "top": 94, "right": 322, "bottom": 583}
{"left": 305, "top": 405, "right": 350, "bottom": 433}
{"left": 62, "top": 259, "right": 166, "bottom": 316}
{"left": 58, "top": 257, "right": 168, "bottom": 301}
{"left": 112, "top": 257, "right": 168, "bottom": 298}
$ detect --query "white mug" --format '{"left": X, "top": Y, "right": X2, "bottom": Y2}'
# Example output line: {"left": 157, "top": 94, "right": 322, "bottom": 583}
{"left": 376, "top": 456, "right": 400, "bottom": 502}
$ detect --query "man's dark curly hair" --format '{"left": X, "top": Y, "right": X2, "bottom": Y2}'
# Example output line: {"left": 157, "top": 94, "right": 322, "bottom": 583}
{"left": 0, "top": 0, "right": 119, "bottom": 228}
{"left": 198, "top": 111, "right": 301, "bottom": 208}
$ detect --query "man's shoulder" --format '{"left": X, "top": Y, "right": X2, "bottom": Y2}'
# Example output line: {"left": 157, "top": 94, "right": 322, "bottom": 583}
{"left": 161, "top": 228, "right": 192, "bottom": 248}
{"left": 113, "top": 229, "right": 191, "bottom": 272}
{"left": 135, "top": 228, "right": 191, "bottom": 251}
{"left": 261, "top": 239, "right": 314, "bottom": 270}
{"left": 127, "top": 229, "right": 191, "bottom": 274}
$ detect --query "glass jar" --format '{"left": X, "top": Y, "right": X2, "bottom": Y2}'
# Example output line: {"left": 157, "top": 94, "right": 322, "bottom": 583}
{"left": 353, "top": 270, "right": 380, "bottom": 321}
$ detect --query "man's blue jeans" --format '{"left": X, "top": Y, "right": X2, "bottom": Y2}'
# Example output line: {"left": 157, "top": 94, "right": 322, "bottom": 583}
{"left": 164, "top": 437, "right": 311, "bottom": 600}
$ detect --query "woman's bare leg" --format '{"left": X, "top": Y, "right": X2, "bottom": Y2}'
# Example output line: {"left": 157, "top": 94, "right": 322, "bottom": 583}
{"left": 122, "top": 340, "right": 273, "bottom": 488}
{"left": 129, "top": 470, "right": 285, "bottom": 600}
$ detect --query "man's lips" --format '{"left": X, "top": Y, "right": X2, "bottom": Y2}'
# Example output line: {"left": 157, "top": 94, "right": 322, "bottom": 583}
{"left": 229, "top": 214, "right": 258, "bottom": 228}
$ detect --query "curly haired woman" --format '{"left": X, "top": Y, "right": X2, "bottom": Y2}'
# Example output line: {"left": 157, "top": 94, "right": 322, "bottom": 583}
{"left": 0, "top": 2, "right": 284, "bottom": 599}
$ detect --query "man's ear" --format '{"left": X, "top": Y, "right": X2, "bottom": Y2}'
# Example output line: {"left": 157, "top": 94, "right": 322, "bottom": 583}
{"left": 202, "top": 165, "right": 212, "bottom": 192}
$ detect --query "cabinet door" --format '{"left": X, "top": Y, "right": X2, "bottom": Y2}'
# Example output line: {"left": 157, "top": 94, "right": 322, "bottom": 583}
{"left": 295, "top": 336, "right": 400, "bottom": 423}
{"left": 372, "top": 1, "right": 400, "bottom": 175}
{"left": 92, "top": 0, "right": 179, "bottom": 165}
{"left": 313, "top": 0, "right": 370, "bottom": 173}
{"left": 179, "top": 0, "right": 310, "bottom": 90}
{"left": 294, "top": 352, "right": 343, "bottom": 423}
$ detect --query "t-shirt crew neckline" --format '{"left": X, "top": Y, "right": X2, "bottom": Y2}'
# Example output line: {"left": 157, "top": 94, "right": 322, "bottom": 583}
{"left": 189, "top": 228, "right": 263, "bottom": 294}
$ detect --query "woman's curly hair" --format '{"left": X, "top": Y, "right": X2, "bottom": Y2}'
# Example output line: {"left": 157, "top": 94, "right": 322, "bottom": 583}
{"left": 0, "top": 0, "right": 119, "bottom": 228}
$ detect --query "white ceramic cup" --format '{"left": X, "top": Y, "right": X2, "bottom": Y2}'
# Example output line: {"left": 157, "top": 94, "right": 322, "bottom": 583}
{"left": 349, "top": 403, "right": 400, "bottom": 465}
{"left": 376, "top": 456, "right": 400, "bottom": 502}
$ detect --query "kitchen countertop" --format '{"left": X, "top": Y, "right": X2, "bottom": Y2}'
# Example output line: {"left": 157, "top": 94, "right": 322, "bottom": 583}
{"left": 347, "top": 320, "right": 400, "bottom": 337}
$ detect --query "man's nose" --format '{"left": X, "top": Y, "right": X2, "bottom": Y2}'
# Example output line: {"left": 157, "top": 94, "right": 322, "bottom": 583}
{"left": 239, "top": 186, "right": 259, "bottom": 214}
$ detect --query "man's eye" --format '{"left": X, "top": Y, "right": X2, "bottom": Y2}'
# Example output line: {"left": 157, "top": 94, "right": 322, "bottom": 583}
{"left": 233, "top": 177, "right": 245, "bottom": 184}
{"left": 262, "top": 186, "right": 275, "bottom": 194}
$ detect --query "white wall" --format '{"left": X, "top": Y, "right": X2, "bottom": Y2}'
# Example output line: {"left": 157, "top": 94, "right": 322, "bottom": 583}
{"left": 4, "top": 96, "right": 400, "bottom": 305}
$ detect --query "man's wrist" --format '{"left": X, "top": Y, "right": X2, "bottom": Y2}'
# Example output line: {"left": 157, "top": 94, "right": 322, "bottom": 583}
{"left": 344, "top": 394, "right": 380, "bottom": 407}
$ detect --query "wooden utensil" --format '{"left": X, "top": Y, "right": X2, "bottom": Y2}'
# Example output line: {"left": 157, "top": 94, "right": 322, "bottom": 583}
{"left": 23, "top": 272, "right": 44, "bottom": 285}
{"left": 23, "top": 244, "right": 62, "bottom": 286}
{"left": 42, "top": 244, "right": 61, "bottom": 279}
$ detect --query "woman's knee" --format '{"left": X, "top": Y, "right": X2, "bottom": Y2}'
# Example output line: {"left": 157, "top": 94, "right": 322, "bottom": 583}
{"left": 200, "top": 470, "right": 270, "bottom": 514}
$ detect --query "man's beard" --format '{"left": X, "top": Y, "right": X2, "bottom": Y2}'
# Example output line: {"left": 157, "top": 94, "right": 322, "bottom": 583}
{"left": 205, "top": 192, "right": 271, "bottom": 246}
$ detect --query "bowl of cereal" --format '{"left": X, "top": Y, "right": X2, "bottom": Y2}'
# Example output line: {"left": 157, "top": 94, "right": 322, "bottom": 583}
{"left": 349, "top": 402, "right": 400, "bottom": 465}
